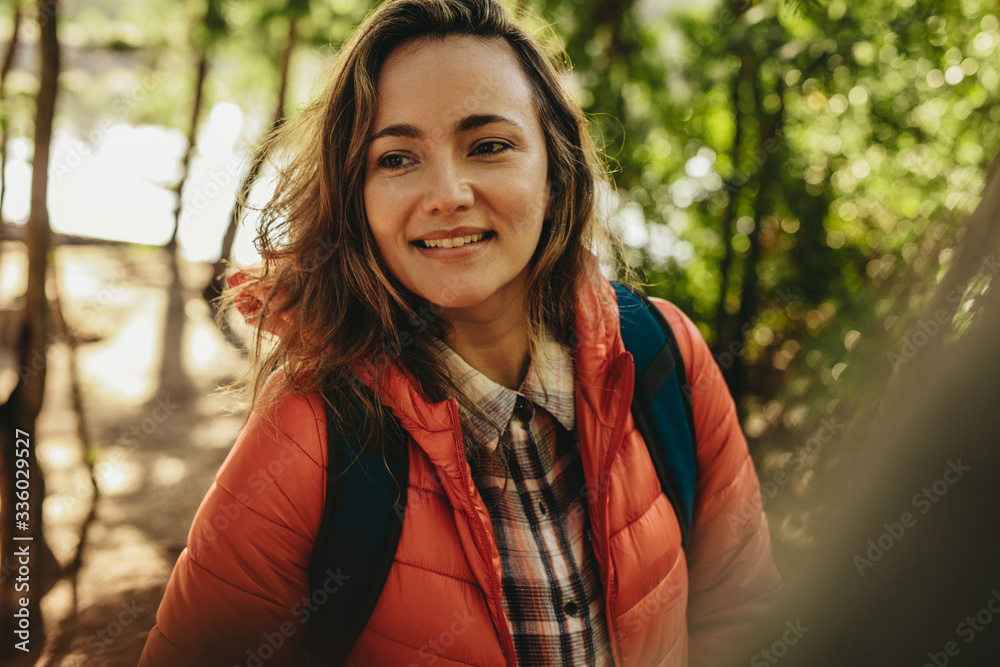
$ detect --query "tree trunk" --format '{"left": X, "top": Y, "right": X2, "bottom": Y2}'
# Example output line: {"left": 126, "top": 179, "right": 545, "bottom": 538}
{"left": 591, "top": 0, "right": 634, "bottom": 60}
{"left": 272, "top": 17, "right": 296, "bottom": 124}
{"left": 0, "top": 0, "right": 59, "bottom": 661}
{"left": 204, "top": 17, "right": 297, "bottom": 304}
{"left": 713, "top": 50, "right": 751, "bottom": 352}
{"left": 0, "top": 0, "right": 24, "bottom": 256}
{"left": 729, "top": 76, "right": 784, "bottom": 406}
{"left": 166, "top": 44, "right": 210, "bottom": 259}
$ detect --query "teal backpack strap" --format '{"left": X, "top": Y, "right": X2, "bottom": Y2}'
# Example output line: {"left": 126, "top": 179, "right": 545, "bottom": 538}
{"left": 304, "top": 386, "right": 408, "bottom": 664}
{"left": 613, "top": 282, "right": 698, "bottom": 550}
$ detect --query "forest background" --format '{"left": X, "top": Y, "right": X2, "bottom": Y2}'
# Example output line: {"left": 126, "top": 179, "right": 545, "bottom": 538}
{"left": 1, "top": 0, "right": 999, "bottom": 664}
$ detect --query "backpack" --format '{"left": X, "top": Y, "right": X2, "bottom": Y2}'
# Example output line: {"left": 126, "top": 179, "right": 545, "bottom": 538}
{"left": 304, "top": 283, "right": 697, "bottom": 663}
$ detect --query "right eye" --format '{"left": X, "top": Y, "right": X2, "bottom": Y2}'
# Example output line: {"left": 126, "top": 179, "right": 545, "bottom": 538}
{"left": 377, "top": 153, "right": 415, "bottom": 171}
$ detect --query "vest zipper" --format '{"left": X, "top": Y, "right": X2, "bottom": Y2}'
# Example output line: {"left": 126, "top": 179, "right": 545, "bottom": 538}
{"left": 598, "top": 354, "right": 635, "bottom": 667}
{"left": 448, "top": 399, "right": 517, "bottom": 666}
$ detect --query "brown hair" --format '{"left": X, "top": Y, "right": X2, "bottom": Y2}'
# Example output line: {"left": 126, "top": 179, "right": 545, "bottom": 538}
{"left": 225, "top": 0, "right": 610, "bottom": 464}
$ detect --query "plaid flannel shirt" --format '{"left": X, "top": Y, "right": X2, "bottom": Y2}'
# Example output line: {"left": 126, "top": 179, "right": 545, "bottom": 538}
{"left": 431, "top": 335, "right": 613, "bottom": 666}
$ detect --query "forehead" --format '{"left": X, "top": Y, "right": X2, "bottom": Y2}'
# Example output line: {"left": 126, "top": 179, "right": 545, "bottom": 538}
{"left": 374, "top": 35, "right": 538, "bottom": 128}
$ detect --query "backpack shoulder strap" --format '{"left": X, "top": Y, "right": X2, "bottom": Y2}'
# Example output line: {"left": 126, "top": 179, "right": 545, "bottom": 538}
{"left": 304, "top": 387, "right": 409, "bottom": 664}
{"left": 613, "top": 282, "right": 698, "bottom": 550}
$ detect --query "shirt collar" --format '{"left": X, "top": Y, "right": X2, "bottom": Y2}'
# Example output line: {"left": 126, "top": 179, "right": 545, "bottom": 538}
{"left": 429, "top": 332, "right": 576, "bottom": 453}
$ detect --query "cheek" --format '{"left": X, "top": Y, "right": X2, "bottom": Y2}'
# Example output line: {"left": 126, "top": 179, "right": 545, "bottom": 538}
{"left": 492, "top": 170, "right": 549, "bottom": 227}
{"left": 364, "top": 181, "right": 411, "bottom": 237}
{"left": 363, "top": 186, "right": 396, "bottom": 250}
{"left": 363, "top": 182, "right": 381, "bottom": 225}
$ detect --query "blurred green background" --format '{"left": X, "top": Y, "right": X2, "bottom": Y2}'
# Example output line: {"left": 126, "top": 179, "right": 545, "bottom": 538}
{"left": 1, "top": 0, "right": 999, "bottom": 663}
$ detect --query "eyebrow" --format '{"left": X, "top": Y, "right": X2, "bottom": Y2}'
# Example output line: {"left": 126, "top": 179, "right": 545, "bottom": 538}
{"left": 369, "top": 114, "right": 524, "bottom": 142}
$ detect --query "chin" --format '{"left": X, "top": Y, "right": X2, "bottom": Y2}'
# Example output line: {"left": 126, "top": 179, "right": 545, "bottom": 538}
{"left": 424, "top": 287, "right": 485, "bottom": 310}
{"left": 417, "top": 280, "right": 504, "bottom": 313}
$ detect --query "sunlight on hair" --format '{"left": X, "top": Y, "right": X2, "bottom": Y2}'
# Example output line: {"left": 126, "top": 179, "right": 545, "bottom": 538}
{"left": 228, "top": 159, "right": 282, "bottom": 269}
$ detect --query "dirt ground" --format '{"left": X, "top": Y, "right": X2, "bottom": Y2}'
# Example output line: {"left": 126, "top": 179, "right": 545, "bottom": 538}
{"left": 2, "top": 241, "right": 250, "bottom": 666}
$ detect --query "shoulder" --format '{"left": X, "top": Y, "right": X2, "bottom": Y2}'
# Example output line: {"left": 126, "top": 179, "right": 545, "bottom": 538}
{"left": 244, "top": 371, "right": 329, "bottom": 465}
{"left": 211, "top": 373, "right": 329, "bottom": 538}
{"left": 142, "top": 374, "right": 333, "bottom": 665}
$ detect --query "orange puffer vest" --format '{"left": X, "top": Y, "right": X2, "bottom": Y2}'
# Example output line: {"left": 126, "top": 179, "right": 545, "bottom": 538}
{"left": 140, "top": 275, "right": 780, "bottom": 667}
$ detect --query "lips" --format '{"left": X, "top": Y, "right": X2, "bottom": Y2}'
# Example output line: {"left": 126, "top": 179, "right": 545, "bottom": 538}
{"left": 413, "top": 231, "right": 495, "bottom": 249}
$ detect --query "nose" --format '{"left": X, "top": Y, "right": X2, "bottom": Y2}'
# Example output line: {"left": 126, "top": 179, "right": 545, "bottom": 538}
{"left": 422, "top": 156, "right": 474, "bottom": 215}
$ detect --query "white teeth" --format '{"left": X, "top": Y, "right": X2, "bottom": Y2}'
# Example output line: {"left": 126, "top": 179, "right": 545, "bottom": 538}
{"left": 420, "top": 232, "right": 487, "bottom": 248}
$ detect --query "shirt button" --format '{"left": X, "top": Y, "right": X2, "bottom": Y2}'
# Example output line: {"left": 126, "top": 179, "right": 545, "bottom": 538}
{"left": 538, "top": 501, "right": 547, "bottom": 516}
{"left": 564, "top": 601, "right": 578, "bottom": 617}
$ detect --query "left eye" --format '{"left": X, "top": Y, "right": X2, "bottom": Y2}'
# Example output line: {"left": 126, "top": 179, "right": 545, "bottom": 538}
{"left": 472, "top": 141, "right": 510, "bottom": 156}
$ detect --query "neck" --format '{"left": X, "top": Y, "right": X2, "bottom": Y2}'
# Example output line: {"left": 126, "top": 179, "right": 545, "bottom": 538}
{"left": 440, "top": 298, "right": 530, "bottom": 391}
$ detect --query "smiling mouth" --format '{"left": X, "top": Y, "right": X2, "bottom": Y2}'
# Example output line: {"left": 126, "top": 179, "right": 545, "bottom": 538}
{"left": 413, "top": 231, "right": 495, "bottom": 249}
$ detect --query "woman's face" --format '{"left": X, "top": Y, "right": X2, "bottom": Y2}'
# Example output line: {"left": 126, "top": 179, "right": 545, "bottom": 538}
{"left": 363, "top": 35, "right": 550, "bottom": 321}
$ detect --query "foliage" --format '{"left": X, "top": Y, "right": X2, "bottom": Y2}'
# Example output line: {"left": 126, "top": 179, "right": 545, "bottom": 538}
{"left": 524, "top": 0, "right": 998, "bottom": 414}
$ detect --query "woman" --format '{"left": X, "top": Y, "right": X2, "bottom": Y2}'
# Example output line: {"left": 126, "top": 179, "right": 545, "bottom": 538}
{"left": 140, "top": 0, "right": 780, "bottom": 665}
